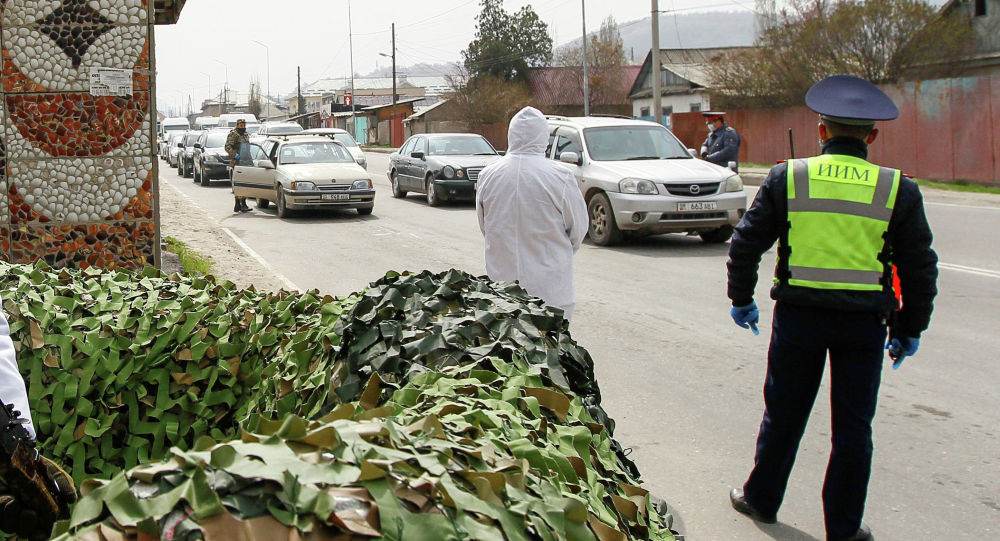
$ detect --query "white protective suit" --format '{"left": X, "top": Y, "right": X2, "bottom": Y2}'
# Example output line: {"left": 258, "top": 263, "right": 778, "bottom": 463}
{"left": 476, "top": 106, "right": 589, "bottom": 321}
{"left": 0, "top": 298, "right": 34, "bottom": 438}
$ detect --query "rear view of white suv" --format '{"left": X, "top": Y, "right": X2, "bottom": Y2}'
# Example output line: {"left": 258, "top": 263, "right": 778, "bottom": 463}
{"left": 545, "top": 116, "right": 746, "bottom": 245}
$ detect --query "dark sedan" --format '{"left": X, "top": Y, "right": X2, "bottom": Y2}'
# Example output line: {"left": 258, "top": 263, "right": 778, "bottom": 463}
{"left": 387, "top": 133, "right": 502, "bottom": 206}
{"left": 192, "top": 129, "right": 231, "bottom": 186}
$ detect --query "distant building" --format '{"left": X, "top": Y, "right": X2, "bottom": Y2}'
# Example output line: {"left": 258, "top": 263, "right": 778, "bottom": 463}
{"left": 937, "top": 0, "right": 1000, "bottom": 75}
{"left": 527, "top": 65, "right": 641, "bottom": 117}
{"left": 628, "top": 47, "right": 750, "bottom": 124}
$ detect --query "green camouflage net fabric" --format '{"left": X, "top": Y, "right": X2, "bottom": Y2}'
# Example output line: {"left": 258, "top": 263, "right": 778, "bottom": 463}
{"left": 1, "top": 263, "right": 676, "bottom": 540}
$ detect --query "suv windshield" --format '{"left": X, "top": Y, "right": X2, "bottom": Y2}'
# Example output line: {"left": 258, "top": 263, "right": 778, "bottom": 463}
{"left": 583, "top": 126, "right": 691, "bottom": 161}
{"left": 205, "top": 133, "right": 227, "bottom": 148}
{"left": 278, "top": 142, "right": 354, "bottom": 164}
{"left": 427, "top": 136, "right": 495, "bottom": 156}
{"left": 184, "top": 134, "right": 200, "bottom": 145}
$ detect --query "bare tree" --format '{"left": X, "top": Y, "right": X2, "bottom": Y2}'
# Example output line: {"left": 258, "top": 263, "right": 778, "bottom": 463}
{"left": 248, "top": 77, "right": 263, "bottom": 118}
{"left": 557, "top": 16, "right": 628, "bottom": 111}
{"left": 446, "top": 66, "right": 534, "bottom": 125}
{"left": 708, "top": 0, "right": 974, "bottom": 109}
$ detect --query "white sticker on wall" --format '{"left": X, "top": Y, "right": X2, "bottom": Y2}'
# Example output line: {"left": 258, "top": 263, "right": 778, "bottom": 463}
{"left": 89, "top": 67, "right": 133, "bottom": 96}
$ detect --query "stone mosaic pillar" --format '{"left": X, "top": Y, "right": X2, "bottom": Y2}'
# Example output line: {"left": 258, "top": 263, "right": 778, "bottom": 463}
{"left": 1, "top": 0, "right": 158, "bottom": 269}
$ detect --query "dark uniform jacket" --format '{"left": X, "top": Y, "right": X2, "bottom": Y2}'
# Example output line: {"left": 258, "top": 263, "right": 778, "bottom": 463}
{"left": 702, "top": 122, "right": 740, "bottom": 167}
{"left": 727, "top": 136, "right": 938, "bottom": 337}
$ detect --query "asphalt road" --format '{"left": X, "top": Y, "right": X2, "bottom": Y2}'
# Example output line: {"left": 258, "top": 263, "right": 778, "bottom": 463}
{"left": 160, "top": 152, "right": 1000, "bottom": 540}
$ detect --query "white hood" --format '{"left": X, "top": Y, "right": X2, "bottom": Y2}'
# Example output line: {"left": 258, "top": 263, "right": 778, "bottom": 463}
{"left": 280, "top": 163, "right": 367, "bottom": 183}
{"left": 589, "top": 158, "right": 734, "bottom": 182}
{"left": 507, "top": 106, "right": 548, "bottom": 156}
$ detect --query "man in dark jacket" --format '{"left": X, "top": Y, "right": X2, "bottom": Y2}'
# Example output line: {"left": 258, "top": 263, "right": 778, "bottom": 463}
{"left": 726, "top": 75, "right": 938, "bottom": 541}
{"left": 701, "top": 111, "right": 741, "bottom": 171}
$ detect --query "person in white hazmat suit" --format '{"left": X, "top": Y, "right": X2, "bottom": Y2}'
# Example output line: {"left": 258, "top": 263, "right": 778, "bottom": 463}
{"left": 476, "top": 106, "right": 588, "bottom": 321}
{"left": 0, "top": 301, "right": 33, "bottom": 439}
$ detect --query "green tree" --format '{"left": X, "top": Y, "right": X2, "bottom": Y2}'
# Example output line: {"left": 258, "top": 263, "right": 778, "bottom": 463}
{"left": 463, "top": 0, "right": 553, "bottom": 82}
{"left": 708, "top": 0, "right": 974, "bottom": 109}
{"left": 556, "top": 15, "right": 627, "bottom": 110}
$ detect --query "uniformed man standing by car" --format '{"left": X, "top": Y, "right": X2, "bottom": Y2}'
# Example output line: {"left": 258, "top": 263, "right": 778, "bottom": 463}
{"left": 225, "top": 119, "right": 251, "bottom": 213}
{"left": 700, "top": 111, "right": 741, "bottom": 171}
{"left": 725, "top": 75, "right": 938, "bottom": 541}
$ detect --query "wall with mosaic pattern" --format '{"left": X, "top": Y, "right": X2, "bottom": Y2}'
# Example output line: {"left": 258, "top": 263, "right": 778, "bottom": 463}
{"left": 0, "top": 0, "right": 158, "bottom": 270}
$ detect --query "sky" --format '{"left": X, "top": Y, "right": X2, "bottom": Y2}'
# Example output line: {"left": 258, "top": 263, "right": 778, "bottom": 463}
{"left": 154, "top": 0, "right": 759, "bottom": 115}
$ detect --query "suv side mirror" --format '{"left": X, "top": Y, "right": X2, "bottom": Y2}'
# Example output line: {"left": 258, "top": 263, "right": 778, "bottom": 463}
{"left": 255, "top": 159, "right": 275, "bottom": 169}
{"left": 497, "top": 150, "right": 506, "bottom": 156}
{"left": 193, "top": 143, "right": 202, "bottom": 149}
{"left": 559, "top": 151, "right": 580, "bottom": 165}
{"left": 177, "top": 142, "right": 184, "bottom": 148}
{"left": 411, "top": 151, "right": 425, "bottom": 160}
{"left": 727, "top": 160, "right": 738, "bottom": 171}
{"left": 688, "top": 148, "right": 699, "bottom": 158}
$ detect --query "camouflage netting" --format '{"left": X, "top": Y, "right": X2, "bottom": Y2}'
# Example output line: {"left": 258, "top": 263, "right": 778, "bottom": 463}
{"left": 0, "top": 263, "right": 676, "bottom": 540}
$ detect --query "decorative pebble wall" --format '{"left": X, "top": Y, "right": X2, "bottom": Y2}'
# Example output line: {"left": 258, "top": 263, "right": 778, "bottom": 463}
{"left": 0, "top": 0, "right": 158, "bottom": 269}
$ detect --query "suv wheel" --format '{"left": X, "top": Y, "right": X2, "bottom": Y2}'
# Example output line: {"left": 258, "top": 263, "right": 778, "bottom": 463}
{"left": 700, "top": 225, "right": 733, "bottom": 244}
{"left": 425, "top": 177, "right": 441, "bottom": 207}
{"left": 391, "top": 171, "right": 406, "bottom": 198}
{"left": 587, "top": 192, "right": 622, "bottom": 246}
{"left": 200, "top": 165, "right": 211, "bottom": 186}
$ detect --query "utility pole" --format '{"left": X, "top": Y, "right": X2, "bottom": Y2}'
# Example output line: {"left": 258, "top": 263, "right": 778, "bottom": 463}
{"left": 297, "top": 66, "right": 306, "bottom": 122}
{"left": 581, "top": 0, "right": 590, "bottom": 117}
{"left": 348, "top": 0, "right": 357, "bottom": 139}
{"left": 651, "top": 0, "right": 663, "bottom": 126}
{"left": 391, "top": 23, "right": 397, "bottom": 147}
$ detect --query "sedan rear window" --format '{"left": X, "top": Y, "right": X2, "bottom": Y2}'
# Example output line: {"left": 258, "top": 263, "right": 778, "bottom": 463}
{"left": 583, "top": 126, "right": 691, "bottom": 161}
{"left": 278, "top": 142, "right": 354, "bottom": 164}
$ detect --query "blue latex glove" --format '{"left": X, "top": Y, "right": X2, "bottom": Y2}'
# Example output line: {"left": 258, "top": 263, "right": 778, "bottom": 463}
{"left": 234, "top": 153, "right": 240, "bottom": 160}
{"left": 886, "top": 336, "right": 919, "bottom": 370}
{"left": 730, "top": 302, "right": 760, "bottom": 335}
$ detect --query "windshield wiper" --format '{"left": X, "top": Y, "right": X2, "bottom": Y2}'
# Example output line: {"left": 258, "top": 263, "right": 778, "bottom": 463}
{"left": 625, "top": 156, "right": 662, "bottom": 160}
{"left": 665, "top": 155, "right": 693, "bottom": 159}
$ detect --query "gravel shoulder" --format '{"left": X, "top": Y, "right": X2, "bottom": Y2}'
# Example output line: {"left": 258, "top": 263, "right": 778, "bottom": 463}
{"left": 158, "top": 177, "right": 293, "bottom": 293}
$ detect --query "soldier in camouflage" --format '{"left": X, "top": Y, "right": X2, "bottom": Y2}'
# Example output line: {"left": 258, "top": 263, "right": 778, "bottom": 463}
{"left": 225, "top": 119, "right": 251, "bottom": 212}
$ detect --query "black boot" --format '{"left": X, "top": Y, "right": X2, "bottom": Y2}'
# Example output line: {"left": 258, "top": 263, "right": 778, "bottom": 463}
{"left": 239, "top": 198, "right": 251, "bottom": 212}
{"left": 234, "top": 199, "right": 241, "bottom": 212}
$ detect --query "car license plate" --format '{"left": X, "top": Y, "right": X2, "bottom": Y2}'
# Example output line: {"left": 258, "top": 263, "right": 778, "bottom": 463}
{"left": 322, "top": 194, "right": 351, "bottom": 200}
{"left": 678, "top": 201, "right": 717, "bottom": 211}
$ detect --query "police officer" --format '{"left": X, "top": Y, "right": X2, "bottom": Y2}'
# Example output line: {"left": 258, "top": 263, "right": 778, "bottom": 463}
{"left": 726, "top": 75, "right": 938, "bottom": 541}
{"left": 225, "top": 119, "right": 251, "bottom": 213}
{"left": 700, "top": 111, "right": 740, "bottom": 171}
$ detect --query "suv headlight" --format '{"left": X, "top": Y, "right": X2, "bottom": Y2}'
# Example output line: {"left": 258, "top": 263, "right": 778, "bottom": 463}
{"left": 204, "top": 154, "right": 221, "bottom": 163}
{"left": 442, "top": 166, "right": 456, "bottom": 179}
{"left": 619, "top": 178, "right": 658, "bottom": 195}
{"left": 725, "top": 174, "right": 744, "bottom": 192}
{"left": 352, "top": 179, "right": 372, "bottom": 190}
{"left": 290, "top": 181, "right": 316, "bottom": 190}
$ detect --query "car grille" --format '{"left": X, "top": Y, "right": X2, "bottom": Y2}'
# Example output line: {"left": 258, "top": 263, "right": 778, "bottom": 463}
{"left": 660, "top": 211, "right": 727, "bottom": 221}
{"left": 665, "top": 182, "right": 721, "bottom": 197}
{"left": 318, "top": 184, "right": 350, "bottom": 191}
{"left": 467, "top": 167, "right": 483, "bottom": 181}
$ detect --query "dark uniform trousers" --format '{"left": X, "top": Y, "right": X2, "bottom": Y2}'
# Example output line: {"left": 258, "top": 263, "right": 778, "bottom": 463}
{"left": 744, "top": 302, "right": 886, "bottom": 539}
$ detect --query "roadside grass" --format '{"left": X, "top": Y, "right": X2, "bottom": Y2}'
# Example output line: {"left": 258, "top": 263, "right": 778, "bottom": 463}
{"left": 164, "top": 236, "right": 214, "bottom": 275}
{"left": 915, "top": 178, "right": 1000, "bottom": 194}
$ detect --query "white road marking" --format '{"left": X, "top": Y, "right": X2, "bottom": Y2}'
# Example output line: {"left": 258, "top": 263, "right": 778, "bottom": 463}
{"left": 925, "top": 201, "right": 1000, "bottom": 211}
{"left": 938, "top": 262, "right": 1000, "bottom": 279}
{"left": 163, "top": 179, "right": 301, "bottom": 292}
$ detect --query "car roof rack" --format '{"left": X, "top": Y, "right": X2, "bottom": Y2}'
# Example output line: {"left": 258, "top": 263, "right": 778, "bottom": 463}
{"left": 544, "top": 115, "right": 570, "bottom": 121}
{"left": 589, "top": 114, "right": 633, "bottom": 119}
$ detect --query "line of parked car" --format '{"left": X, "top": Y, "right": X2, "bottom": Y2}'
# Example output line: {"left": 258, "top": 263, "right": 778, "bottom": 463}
{"left": 159, "top": 114, "right": 747, "bottom": 245}
{"left": 386, "top": 115, "right": 747, "bottom": 245}
{"left": 158, "top": 117, "right": 375, "bottom": 218}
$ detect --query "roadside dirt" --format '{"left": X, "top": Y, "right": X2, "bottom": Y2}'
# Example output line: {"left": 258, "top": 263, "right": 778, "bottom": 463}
{"left": 158, "top": 179, "right": 293, "bottom": 293}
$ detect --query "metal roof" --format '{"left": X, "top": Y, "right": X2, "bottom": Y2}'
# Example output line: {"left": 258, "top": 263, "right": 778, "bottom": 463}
{"left": 360, "top": 97, "right": 425, "bottom": 111}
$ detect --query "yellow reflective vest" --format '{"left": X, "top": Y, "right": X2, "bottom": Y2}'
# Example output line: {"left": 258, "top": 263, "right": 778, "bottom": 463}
{"left": 781, "top": 155, "right": 900, "bottom": 291}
